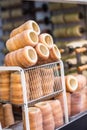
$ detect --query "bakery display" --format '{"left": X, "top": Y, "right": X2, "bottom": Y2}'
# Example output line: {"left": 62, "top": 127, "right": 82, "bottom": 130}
{"left": 0, "top": 11, "right": 87, "bottom": 130}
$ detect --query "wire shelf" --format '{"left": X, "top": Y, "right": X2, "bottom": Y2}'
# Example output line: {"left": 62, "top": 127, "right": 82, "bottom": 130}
{"left": 24, "top": 61, "right": 63, "bottom": 102}
{"left": 0, "top": 60, "right": 69, "bottom": 130}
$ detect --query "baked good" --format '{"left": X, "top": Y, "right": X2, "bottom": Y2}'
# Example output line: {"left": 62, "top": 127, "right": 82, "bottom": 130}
{"left": 10, "top": 83, "right": 23, "bottom": 104}
{"left": 6, "top": 30, "right": 38, "bottom": 51}
{"left": 55, "top": 92, "right": 71, "bottom": 117}
{"left": 49, "top": 44, "right": 61, "bottom": 61}
{"left": 76, "top": 74, "right": 86, "bottom": 91}
{"left": 35, "top": 102, "right": 55, "bottom": 130}
{"left": 39, "top": 33, "right": 53, "bottom": 49}
{"left": 46, "top": 100, "right": 64, "bottom": 128}
{"left": 65, "top": 75, "right": 78, "bottom": 92}
{"left": 5, "top": 46, "right": 38, "bottom": 68}
{"left": 23, "top": 107, "right": 43, "bottom": 130}
{"left": 35, "top": 43, "right": 49, "bottom": 65}
{"left": 29, "top": 69, "right": 43, "bottom": 100}
{"left": 10, "top": 20, "right": 40, "bottom": 37}
{"left": 53, "top": 76, "right": 62, "bottom": 91}
{"left": 3, "top": 104, "right": 14, "bottom": 127}
{"left": 71, "top": 91, "right": 87, "bottom": 116}
{"left": 10, "top": 72, "right": 21, "bottom": 83}
{"left": 40, "top": 68, "right": 54, "bottom": 95}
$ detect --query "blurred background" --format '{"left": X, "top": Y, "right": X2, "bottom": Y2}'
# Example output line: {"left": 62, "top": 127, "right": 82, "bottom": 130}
{"left": 0, "top": 0, "right": 87, "bottom": 74}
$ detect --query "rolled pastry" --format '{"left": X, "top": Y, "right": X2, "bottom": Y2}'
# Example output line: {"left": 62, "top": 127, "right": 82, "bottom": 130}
{"left": 10, "top": 83, "right": 22, "bottom": 91}
{"left": 51, "top": 14, "right": 64, "bottom": 24}
{"left": 35, "top": 102, "right": 55, "bottom": 130}
{"left": 0, "top": 77, "right": 10, "bottom": 84}
{"left": 3, "top": 104, "right": 15, "bottom": 127}
{"left": 40, "top": 68, "right": 54, "bottom": 95}
{"left": 55, "top": 92, "right": 71, "bottom": 117}
{"left": 0, "top": 83, "right": 10, "bottom": 89}
{"left": 28, "top": 107, "right": 42, "bottom": 121}
{"left": 76, "top": 74, "right": 87, "bottom": 91}
{"left": 35, "top": 43, "right": 49, "bottom": 65}
{"left": 53, "top": 76, "right": 62, "bottom": 91}
{"left": 6, "top": 30, "right": 38, "bottom": 51}
{"left": 64, "top": 12, "right": 83, "bottom": 23}
{"left": 10, "top": 72, "right": 21, "bottom": 83}
{"left": 39, "top": 33, "right": 53, "bottom": 49}
{"left": 66, "top": 25, "right": 84, "bottom": 37}
{"left": 46, "top": 100, "right": 64, "bottom": 128}
{"left": 0, "top": 71, "right": 10, "bottom": 78}
{"left": 35, "top": 102, "right": 52, "bottom": 116}
{"left": 10, "top": 83, "right": 23, "bottom": 104}
{"left": 29, "top": 69, "right": 43, "bottom": 100}
{"left": 35, "top": 43, "right": 49, "bottom": 60}
{"left": 23, "top": 107, "right": 43, "bottom": 130}
{"left": 49, "top": 44, "right": 61, "bottom": 61}
{"left": 71, "top": 91, "right": 87, "bottom": 116}
{"left": 65, "top": 75, "right": 78, "bottom": 92}
{"left": 0, "top": 89, "right": 10, "bottom": 101}
{"left": 16, "top": 46, "right": 38, "bottom": 67}
{"left": 5, "top": 46, "right": 38, "bottom": 68}
{"left": 4, "top": 50, "right": 20, "bottom": 66}
{"left": 10, "top": 20, "right": 40, "bottom": 37}
{"left": 10, "top": 98, "right": 23, "bottom": 105}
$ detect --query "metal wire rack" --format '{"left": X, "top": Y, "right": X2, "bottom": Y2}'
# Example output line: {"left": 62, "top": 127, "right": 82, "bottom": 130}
{"left": 0, "top": 60, "right": 69, "bottom": 130}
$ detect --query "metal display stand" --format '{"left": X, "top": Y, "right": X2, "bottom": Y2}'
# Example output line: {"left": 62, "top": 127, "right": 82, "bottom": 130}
{"left": 0, "top": 60, "right": 69, "bottom": 130}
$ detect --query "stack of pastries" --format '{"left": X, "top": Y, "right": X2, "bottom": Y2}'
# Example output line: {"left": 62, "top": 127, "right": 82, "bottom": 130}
{"left": 4, "top": 20, "right": 61, "bottom": 68}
